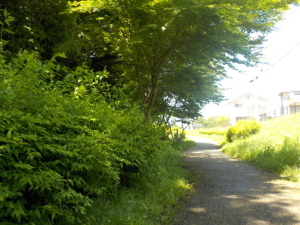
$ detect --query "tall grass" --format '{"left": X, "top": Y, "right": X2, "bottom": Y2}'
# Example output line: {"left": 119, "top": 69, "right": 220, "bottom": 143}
{"left": 75, "top": 140, "right": 195, "bottom": 225}
{"left": 222, "top": 135, "right": 300, "bottom": 179}
{"left": 223, "top": 115, "right": 300, "bottom": 181}
{"left": 188, "top": 115, "right": 300, "bottom": 181}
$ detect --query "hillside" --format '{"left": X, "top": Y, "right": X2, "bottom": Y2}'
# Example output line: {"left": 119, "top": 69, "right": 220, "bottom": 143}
{"left": 260, "top": 113, "right": 300, "bottom": 139}
{"left": 188, "top": 114, "right": 300, "bottom": 181}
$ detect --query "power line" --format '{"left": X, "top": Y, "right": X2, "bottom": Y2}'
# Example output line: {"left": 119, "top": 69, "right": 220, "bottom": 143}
{"left": 264, "top": 6, "right": 300, "bottom": 65}
{"left": 250, "top": 40, "right": 300, "bottom": 82}
{"left": 250, "top": 6, "right": 300, "bottom": 83}
{"left": 267, "top": 6, "right": 300, "bottom": 42}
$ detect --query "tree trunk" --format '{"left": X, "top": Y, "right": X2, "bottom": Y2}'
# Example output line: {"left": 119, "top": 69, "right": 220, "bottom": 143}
{"left": 144, "top": 80, "right": 157, "bottom": 121}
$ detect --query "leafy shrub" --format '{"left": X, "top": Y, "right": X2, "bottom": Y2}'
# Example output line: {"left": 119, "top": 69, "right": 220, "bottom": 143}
{"left": 0, "top": 50, "right": 167, "bottom": 224}
{"left": 169, "top": 127, "right": 186, "bottom": 142}
{"left": 226, "top": 120, "right": 261, "bottom": 142}
{"left": 0, "top": 51, "right": 120, "bottom": 224}
{"left": 109, "top": 112, "right": 168, "bottom": 187}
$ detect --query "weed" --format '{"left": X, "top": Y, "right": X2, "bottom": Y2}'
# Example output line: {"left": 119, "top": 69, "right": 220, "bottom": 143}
{"left": 71, "top": 140, "right": 193, "bottom": 225}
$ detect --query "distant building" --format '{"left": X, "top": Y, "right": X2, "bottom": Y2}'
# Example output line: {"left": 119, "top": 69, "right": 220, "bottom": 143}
{"left": 228, "top": 92, "right": 268, "bottom": 125}
{"left": 279, "top": 91, "right": 300, "bottom": 115}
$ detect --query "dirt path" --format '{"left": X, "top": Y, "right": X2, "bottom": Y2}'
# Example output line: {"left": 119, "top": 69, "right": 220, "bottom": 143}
{"left": 175, "top": 136, "right": 300, "bottom": 225}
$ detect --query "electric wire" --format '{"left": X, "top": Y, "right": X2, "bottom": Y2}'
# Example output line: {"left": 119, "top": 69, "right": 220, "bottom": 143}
{"left": 250, "top": 6, "right": 300, "bottom": 82}
{"left": 251, "top": 40, "right": 300, "bottom": 82}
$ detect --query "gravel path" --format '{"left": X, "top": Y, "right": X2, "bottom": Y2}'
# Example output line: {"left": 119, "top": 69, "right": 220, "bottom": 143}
{"left": 175, "top": 136, "right": 300, "bottom": 225}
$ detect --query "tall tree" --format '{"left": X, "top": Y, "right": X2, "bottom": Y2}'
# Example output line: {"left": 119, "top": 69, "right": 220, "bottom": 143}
{"left": 71, "top": 0, "right": 298, "bottom": 120}
{"left": 0, "top": 0, "right": 73, "bottom": 60}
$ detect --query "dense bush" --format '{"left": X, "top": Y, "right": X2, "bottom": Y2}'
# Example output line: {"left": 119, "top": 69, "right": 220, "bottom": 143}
{"left": 0, "top": 51, "right": 167, "bottom": 224}
{"left": 226, "top": 120, "right": 261, "bottom": 142}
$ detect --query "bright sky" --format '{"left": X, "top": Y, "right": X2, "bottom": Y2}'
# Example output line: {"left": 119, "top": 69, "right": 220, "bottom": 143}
{"left": 201, "top": 5, "right": 300, "bottom": 118}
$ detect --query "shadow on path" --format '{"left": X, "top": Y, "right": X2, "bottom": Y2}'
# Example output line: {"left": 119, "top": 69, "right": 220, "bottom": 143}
{"left": 175, "top": 136, "right": 300, "bottom": 225}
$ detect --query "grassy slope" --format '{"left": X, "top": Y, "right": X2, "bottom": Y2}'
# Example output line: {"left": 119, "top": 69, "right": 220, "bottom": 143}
{"left": 187, "top": 114, "right": 300, "bottom": 181}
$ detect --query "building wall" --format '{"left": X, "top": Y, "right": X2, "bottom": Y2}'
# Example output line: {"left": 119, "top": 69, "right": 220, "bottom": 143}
{"left": 229, "top": 94, "right": 267, "bottom": 125}
{"left": 290, "top": 105, "right": 300, "bottom": 114}
{"left": 280, "top": 91, "right": 300, "bottom": 116}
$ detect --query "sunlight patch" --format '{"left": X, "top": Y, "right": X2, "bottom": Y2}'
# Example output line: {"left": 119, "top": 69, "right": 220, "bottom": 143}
{"left": 189, "top": 207, "right": 207, "bottom": 213}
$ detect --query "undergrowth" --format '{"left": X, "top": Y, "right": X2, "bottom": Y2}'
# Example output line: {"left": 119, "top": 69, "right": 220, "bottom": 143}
{"left": 73, "top": 140, "right": 195, "bottom": 225}
{"left": 0, "top": 48, "right": 194, "bottom": 224}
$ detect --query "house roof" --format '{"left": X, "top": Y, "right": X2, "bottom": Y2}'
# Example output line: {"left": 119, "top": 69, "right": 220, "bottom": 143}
{"left": 278, "top": 90, "right": 300, "bottom": 96}
{"left": 228, "top": 92, "right": 267, "bottom": 104}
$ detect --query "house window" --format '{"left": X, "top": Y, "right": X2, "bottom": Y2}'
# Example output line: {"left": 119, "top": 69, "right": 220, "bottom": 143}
{"left": 294, "top": 92, "right": 300, "bottom": 95}
{"left": 235, "top": 104, "right": 242, "bottom": 108}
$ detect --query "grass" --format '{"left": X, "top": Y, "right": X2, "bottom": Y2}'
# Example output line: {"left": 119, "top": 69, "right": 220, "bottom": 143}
{"left": 222, "top": 115, "right": 300, "bottom": 181}
{"left": 187, "top": 115, "right": 300, "bottom": 182}
{"left": 186, "top": 128, "right": 226, "bottom": 146}
{"left": 75, "top": 139, "right": 196, "bottom": 225}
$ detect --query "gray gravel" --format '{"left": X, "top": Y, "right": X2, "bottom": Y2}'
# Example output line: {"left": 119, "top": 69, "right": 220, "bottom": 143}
{"left": 175, "top": 136, "right": 300, "bottom": 225}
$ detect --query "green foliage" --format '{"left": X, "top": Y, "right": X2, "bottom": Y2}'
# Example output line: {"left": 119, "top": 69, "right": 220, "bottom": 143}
{"left": 83, "top": 140, "right": 193, "bottom": 225}
{"left": 223, "top": 136, "right": 300, "bottom": 180}
{"left": 168, "top": 126, "right": 186, "bottom": 143}
{"left": 0, "top": 0, "right": 73, "bottom": 60}
{"left": 3, "top": 1, "right": 298, "bottom": 121}
{"left": 226, "top": 120, "right": 262, "bottom": 142}
{"left": 2, "top": 1, "right": 300, "bottom": 222}
{"left": 0, "top": 51, "right": 115, "bottom": 224}
{"left": 0, "top": 8, "right": 15, "bottom": 49}
{"left": 199, "top": 129, "right": 226, "bottom": 136}
{"left": 0, "top": 50, "right": 169, "bottom": 224}
{"left": 70, "top": 0, "right": 297, "bottom": 120}
{"left": 222, "top": 114, "right": 300, "bottom": 180}
{"left": 195, "top": 116, "right": 230, "bottom": 128}
{"left": 185, "top": 129, "right": 226, "bottom": 146}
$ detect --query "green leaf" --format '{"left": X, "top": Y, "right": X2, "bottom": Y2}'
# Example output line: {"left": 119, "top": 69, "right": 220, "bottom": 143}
{"left": 35, "top": 68, "right": 43, "bottom": 73}
{"left": 7, "top": 129, "right": 12, "bottom": 139}
{"left": 4, "top": 8, "right": 8, "bottom": 17}
{"left": 0, "top": 40, "right": 9, "bottom": 45}
{"left": 51, "top": 212, "right": 56, "bottom": 221}
{"left": 53, "top": 52, "right": 67, "bottom": 58}
{"left": 20, "top": 176, "right": 33, "bottom": 187}
{"left": 35, "top": 209, "right": 41, "bottom": 220}
{"left": 14, "top": 162, "right": 34, "bottom": 170}
{"left": 64, "top": 73, "right": 73, "bottom": 81}
{"left": 3, "top": 28, "right": 14, "bottom": 34}
{"left": 4, "top": 17, "right": 15, "bottom": 26}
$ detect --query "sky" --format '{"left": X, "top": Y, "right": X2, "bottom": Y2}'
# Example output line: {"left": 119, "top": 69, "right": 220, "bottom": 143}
{"left": 201, "top": 5, "right": 300, "bottom": 118}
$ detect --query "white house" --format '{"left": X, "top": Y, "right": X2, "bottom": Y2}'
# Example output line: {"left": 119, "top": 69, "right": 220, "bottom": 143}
{"left": 228, "top": 92, "right": 268, "bottom": 125}
{"left": 279, "top": 91, "right": 300, "bottom": 115}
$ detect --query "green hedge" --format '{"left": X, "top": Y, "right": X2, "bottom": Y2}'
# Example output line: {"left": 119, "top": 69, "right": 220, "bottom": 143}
{"left": 0, "top": 51, "right": 167, "bottom": 224}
